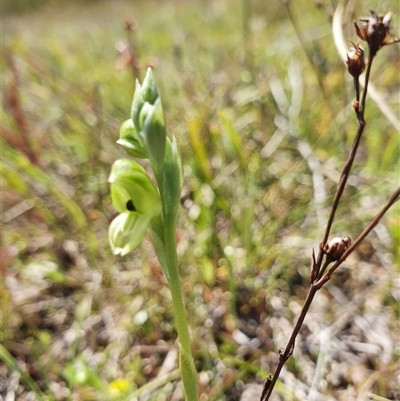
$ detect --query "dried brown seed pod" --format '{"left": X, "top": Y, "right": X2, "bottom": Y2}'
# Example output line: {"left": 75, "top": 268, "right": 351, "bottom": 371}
{"left": 354, "top": 10, "right": 399, "bottom": 56}
{"left": 346, "top": 42, "right": 365, "bottom": 78}
{"left": 323, "top": 236, "right": 352, "bottom": 261}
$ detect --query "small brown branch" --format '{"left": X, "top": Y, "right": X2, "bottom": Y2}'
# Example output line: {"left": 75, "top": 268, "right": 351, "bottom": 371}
{"left": 260, "top": 285, "right": 319, "bottom": 401}
{"left": 358, "top": 53, "right": 375, "bottom": 118}
{"left": 316, "top": 186, "right": 400, "bottom": 286}
{"left": 1, "top": 125, "right": 30, "bottom": 155}
{"left": 353, "top": 76, "right": 361, "bottom": 108}
{"left": 315, "top": 54, "right": 375, "bottom": 272}
{"left": 260, "top": 187, "right": 399, "bottom": 401}
{"left": 4, "top": 50, "right": 39, "bottom": 165}
{"left": 1, "top": 125, "right": 38, "bottom": 165}
{"left": 125, "top": 19, "right": 141, "bottom": 81}
{"left": 259, "top": 10, "right": 399, "bottom": 399}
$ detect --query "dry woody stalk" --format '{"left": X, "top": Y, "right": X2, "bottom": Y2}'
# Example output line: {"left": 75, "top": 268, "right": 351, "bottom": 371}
{"left": 259, "top": 9, "right": 400, "bottom": 400}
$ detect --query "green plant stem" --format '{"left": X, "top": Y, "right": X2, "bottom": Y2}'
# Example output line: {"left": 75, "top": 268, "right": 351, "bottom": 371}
{"left": 126, "top": 369, "right": 181, "bottom": 399}
{"left": 163, "top": 216, "right": 199, "bottom": 401}
{"left": 0, "top": 344, "right": 49, "bottom": 400}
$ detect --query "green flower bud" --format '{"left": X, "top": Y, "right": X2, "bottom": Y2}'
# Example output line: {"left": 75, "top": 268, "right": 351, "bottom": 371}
{"left": 130, "top": 68, "right": 167, "bottom": 176}
{"left": 131, "top": 68, "right": 160, "bottom": 135}
{"left": 139, "top": 102, "right": 154, "bottom": 132}
{"left": 142, "top": 98, "right": 166, "bottom": 174}
{"left": 161, "top": 137, "right": 182, "bottom": 219}
{"left": 117, "top": 119, "right": 148, "bottom": 159}
{"left": 131, "top": 81, "right": 145, "bottom": 135}
{"left": 141, "top": 67, "right": 159, "bottom": 104}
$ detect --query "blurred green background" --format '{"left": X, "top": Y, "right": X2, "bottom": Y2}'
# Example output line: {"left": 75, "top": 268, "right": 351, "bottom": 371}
{"left": 2, "top": 0, "right": 399, "bottom": 400}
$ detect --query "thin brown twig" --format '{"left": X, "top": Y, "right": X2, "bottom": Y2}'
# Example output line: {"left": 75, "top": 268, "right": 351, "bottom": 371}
{"left": 260, "top": 285, "right": 318, "bottom": 399}
{"left": 0, "top": 125, "right": 32, "bottom": 159}
{"left": 314, "top": 54, "right": 375, "bottom": 275}
{"left": 260, "top": 9, "right": 399, "bottom": 400}
{"left": 4, "top": 50, "right": 39, "bottom": 165}
{"left": 260, "top": 185, "right": 399, "bottom": 400}
{"left": 316, "top": 186, "right": 400, "bottom": 287}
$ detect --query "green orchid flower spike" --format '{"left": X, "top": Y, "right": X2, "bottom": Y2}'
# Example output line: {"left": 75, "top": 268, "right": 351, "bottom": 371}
{"left": 108, "top": 68, "right": 198, "bottom": 401}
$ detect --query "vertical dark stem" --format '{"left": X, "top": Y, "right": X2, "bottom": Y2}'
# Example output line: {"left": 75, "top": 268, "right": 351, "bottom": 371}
{"left": 353, "top": 76, "right": 360, "bottom": 106}
{"left": 315, "top": 55, "right": 374, "bottom": 269}
{"left": 259, "top": 33, "right": 388, "bottom": 401}
{"left": 260, "top": 286, "right": 318, "bottom": 400}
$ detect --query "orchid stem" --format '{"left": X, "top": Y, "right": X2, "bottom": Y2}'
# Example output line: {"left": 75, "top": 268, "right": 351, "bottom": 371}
{"left": 163, "top": 215, "right": 199, "bottom": 401}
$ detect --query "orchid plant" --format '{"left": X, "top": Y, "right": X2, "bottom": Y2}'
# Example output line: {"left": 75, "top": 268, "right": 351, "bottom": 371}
{"left": 108, "top": 68, "right": 198, "bottom": 400}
